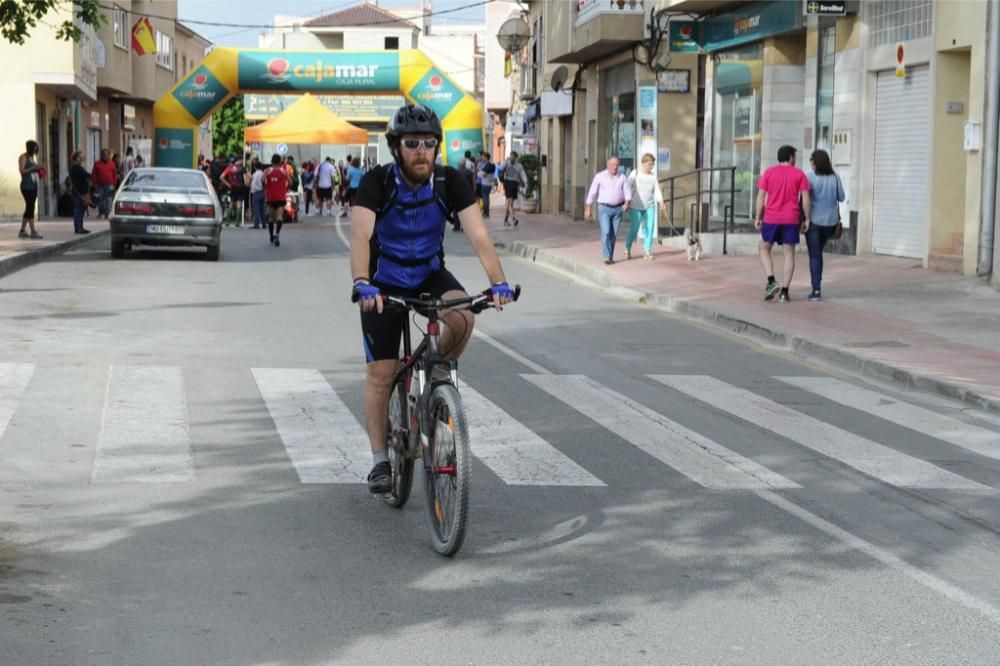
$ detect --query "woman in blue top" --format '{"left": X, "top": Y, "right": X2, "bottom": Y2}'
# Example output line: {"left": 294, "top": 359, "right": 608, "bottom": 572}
{"left": 806, "top": 149, "right": 845, "bottom": 301}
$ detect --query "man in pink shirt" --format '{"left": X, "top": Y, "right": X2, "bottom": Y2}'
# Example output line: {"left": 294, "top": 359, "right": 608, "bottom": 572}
{"left": 754, "top": 145, "right": 811, "bottom": 302}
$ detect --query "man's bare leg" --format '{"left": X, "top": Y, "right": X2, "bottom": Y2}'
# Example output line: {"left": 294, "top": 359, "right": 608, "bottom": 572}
{"left": 364, "top": 359, "right": 396, "bottom": 455}
{"left": 782, "top": 244, "right": 796, "bottom": 288}
{"left": 438, "top": 289, "right": 476, "bottom": 359}
{"left": 759, "top": 241, "right": 775, "bottom": 277}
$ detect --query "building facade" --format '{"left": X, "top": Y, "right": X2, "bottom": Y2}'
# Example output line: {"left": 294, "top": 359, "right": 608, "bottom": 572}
{"left": 516, "top": 0, "right": 998, "bottom": 280}
{"left": 0, "top": 1, "right": 201, "bottom": 219}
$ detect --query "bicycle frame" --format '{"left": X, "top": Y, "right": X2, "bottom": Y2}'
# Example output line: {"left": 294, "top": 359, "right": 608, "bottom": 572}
{"left": 390, "top": 296, "right": 472, "bottom": 476}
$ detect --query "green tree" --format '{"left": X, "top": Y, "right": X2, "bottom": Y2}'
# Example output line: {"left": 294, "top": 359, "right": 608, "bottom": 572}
{"left": 1, "top": 0, "right": 104, "bottom": 45}
{"left": 212, "top": 96, "right": 246, "bottom": 158}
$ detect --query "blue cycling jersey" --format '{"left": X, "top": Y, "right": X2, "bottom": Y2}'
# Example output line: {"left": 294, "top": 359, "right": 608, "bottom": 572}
{"left": 370, "top": 163, "right": 448, "bottom": 290}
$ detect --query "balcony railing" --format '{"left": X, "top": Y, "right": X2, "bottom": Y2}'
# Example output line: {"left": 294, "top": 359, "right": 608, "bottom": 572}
{"left": 575, "top": 0, "right": 645, "bottom": 28}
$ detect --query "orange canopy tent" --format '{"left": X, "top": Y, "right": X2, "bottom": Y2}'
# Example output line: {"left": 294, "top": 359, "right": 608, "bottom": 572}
{"left": 243, "top": 93, "right": 369, "bottom": 145}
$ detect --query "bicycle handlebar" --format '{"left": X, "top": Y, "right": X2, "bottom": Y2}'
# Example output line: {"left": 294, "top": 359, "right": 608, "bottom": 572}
{"left": 352, "top": 285, "right": 521, "bottom": 314}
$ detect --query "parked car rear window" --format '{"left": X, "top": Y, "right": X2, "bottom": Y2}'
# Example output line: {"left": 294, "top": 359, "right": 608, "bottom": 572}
{"left": 124, "top": 170, "right": 206, "bottom": 190}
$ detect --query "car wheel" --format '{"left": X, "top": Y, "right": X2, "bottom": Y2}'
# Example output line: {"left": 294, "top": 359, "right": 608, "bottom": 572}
{"left": 205, "top": 244, "right": 220, "bottom": 262}
{"left": 111, "top": 239, "right": 125, "bottom": 259}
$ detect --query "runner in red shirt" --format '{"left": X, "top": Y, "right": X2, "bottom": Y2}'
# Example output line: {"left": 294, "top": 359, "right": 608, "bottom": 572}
{"left": 263, "top": 154, "right": 289, "bottom": 247}
{"left": 91, "top": 149, "right": 118, "bottom": 218}
{"left": 754, "top": 145, "right": 811, "bottom": 302}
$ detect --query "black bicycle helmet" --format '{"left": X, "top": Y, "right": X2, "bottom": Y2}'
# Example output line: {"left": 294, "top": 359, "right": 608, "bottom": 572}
{"left": 385, "top": 104, "right": 443, "bottom": 145}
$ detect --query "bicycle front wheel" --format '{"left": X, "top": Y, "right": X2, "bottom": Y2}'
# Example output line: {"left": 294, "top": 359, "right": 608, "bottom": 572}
{"left": 422, "top": 383, "right": 471, "bottom": 556}
{"left": 385, "top": 379, "right": 414, "bottom": 509}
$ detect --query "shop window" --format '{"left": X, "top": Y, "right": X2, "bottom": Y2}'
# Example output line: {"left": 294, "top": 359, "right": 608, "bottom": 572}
{"left": 815, "top": 26, "right": 836, "bottom": 153}
{"left": 601, "top": 63, "right": 637, "bottom": 174}
{"left": 156, "top": 31, "right": 174, "bottom": 70}
{"left": 864, "top": 0, "right": 932, "bottom": 48}
{"left": 113, "top": 6, "right": 128, "bottom": 50}
{"left": 711, "top": 43, "right": 763, "bottom": 220}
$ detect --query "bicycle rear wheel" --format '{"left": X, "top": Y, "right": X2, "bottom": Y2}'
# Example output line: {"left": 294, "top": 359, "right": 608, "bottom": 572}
{"left": 384, "top": 379, "right": 414, "bottom": 508}
{"left": 422, "top": 382, "right": 471, "bottom": 556}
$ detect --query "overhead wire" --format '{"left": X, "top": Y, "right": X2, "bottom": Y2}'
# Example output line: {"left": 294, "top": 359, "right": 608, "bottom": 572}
{"left": 79, "top": 0, "right": 496, "bottom": 31}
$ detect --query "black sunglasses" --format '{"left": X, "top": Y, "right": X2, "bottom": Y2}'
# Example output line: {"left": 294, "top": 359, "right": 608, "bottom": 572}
{"left": 401, "top": 138, "right": 439, "bottom": 150}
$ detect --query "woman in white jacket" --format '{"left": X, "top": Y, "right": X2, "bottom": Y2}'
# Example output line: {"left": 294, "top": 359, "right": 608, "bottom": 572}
{"left": 625, "top": 153, "right": 668, "bottom": 260}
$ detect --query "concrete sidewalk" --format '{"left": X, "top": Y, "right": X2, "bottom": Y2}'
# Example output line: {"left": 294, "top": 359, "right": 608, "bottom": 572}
{"left": 0, "top": 217, "right": 109, "bottom": 278}
{"left": 485, "top": 202, "right": 1000, "bottom": 413}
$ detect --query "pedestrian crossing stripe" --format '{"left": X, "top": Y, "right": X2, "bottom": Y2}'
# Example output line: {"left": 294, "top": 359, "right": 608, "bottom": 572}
{"left": 459, "top": 383, "right": 606, "bottom": 486}
{"left": 522, "top": 374, "right": 800, "bottom": 490}
{"left": 92, "top": 366, "right": 194, "bottom": 483}
{"left": 649, "top": 375, "right": 991, "bottom": 491}
{"left": 0, "top": 363, "right": 34, "bottom": 442}
{"left": 777, "top": 377, "right": 1000, "bottom": 461}
{"left": 252, "top": 368, "right": 371, "bottom": 484}
{"left": 0, "top": 365, "right": 997, "bottom": 492}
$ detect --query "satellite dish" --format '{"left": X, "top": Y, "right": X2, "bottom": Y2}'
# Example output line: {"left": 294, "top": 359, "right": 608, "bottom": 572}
{"left": 551, "top": 65, "right": 569, "bottom": 92}
{"left": 497, "top": 17, "right": 530, "bottom": 52}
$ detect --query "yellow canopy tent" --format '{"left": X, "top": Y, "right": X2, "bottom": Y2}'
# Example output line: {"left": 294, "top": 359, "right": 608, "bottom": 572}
{"left": 243, "top": 93, "right": 369, "bottom": 145}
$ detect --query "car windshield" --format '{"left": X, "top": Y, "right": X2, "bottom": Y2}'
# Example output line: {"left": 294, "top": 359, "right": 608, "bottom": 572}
{"left": 124, "top": 171, "right": 206, "bottom": 191}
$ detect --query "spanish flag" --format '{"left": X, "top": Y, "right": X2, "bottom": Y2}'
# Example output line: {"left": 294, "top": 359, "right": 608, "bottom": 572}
{"left": 132, "top": 17, "right": 156, "bottom": 55}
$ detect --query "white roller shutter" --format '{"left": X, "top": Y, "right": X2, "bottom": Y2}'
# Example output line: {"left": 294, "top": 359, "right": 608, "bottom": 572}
{"left": 871, "top": 66, "right": 930, "bottom": 258}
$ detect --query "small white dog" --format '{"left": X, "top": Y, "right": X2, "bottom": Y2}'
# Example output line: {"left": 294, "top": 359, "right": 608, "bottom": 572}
{"left": 684, "top": 227, "right": 702, "bottom": 261}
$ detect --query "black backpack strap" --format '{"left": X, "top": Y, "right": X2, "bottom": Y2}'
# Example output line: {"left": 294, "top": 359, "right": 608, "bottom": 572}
{"left": 433, "top": 164, "right": 457, "bottom": 224}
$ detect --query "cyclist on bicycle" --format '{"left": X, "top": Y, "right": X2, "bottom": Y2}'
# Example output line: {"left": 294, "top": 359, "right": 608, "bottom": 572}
{"left": 351, "top": 103, "right": 515, "bottom": 494}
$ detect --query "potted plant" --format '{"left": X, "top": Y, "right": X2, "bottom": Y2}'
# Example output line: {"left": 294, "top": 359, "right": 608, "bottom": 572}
{"left": 518, "top": 153, "right": 540, "bottom": 213}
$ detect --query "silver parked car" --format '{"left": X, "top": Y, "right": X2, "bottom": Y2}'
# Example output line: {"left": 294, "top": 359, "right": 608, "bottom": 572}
{"left": 110, "top": 167, "right": 223, "bottom": 261}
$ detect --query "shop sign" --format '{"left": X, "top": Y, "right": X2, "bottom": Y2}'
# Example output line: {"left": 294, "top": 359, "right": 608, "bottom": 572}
{"left": 238, "top": 52, "right": 400, "bottom": 92}
{"left": 412, "top": 68, "right": 463, "bottom": 120}
{"left": 804, "top": 1, "right": 846, "bottom": 16}
{"left": 243, "top": 94, "right": 403, "bottom": 121}
{"left": 669, "top": 22, "right": 701, "bottom": 53}
{"left": 444, "top": 128, "right": 484, "bottom": 169}
{"left": 154, "top": 128, "right": 194, "bottom": 168}
{"left": 895, "top": 43, "right": 906, "bottom": 78}
{"left": 172, "top": 65, "right": 229, "bottom": 122}
{"left": 637, "top": 86, "right": 658, "bottom": 169}
{"left": 701, "top": 1, "right": 802, "bottom": 52}
{"left": 90, "top": 110, "right": 101, "bottom": 128}
{"left": 122, "top": 104, "right": 136, "bottom": 130}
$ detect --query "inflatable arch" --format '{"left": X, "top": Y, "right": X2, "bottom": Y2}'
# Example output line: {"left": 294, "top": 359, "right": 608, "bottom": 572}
{"left": 153, "top": 47, "right": 483, "bottom": 168}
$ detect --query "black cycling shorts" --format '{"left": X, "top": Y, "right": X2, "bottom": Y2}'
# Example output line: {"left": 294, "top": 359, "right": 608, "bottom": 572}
{"left": 360, "top": 267, "right": 465, "bottom": 363}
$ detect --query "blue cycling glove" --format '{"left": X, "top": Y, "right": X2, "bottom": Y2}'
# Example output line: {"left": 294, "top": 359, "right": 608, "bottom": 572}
{"left": 353, "top": 281, "right": 381, "bottom": 303}
{"left": 490, "top": 281, "right": 514, "bottom": 301}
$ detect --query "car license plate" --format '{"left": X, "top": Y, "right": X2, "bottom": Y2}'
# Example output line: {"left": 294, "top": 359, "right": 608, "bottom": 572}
{"left": 147, "top": 224, "right": 185, "bottom": 235}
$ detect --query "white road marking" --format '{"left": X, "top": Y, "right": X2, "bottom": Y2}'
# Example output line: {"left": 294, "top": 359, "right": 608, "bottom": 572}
{"left": 253, "top": 368, "right": 370, "bottom": 483}
{"left": 472, "top": 330, "right": 551, "bottom": 375}
{"left": 523, "top": 374, "right": 799, "bottom": 490}
{"left": 92, "top": 366, "right": 193, "bottom": 482}
{"left": 459, "top": 383, "right": 605, "bottom": 486}
{"left": 0, "top": 363, "right": 34, "bottom": 441}
{"left": 334, "top": 216, "right": 351, "bottom": 249}
{"left": 778, "top": 376, "right": 1000, "bottom": 460}
{"left": 650, "top": 375, "right": 990, "bottom": 490}
{"left": 755, "top": 489, "right": 1000, "bottom": 625}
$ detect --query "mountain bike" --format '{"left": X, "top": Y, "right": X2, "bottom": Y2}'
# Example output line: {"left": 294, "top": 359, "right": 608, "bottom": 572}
{"left": 356, "top": 285, "right": 520, "bottom": 556}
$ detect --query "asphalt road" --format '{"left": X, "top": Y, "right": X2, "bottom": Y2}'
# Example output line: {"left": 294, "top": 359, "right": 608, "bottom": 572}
{"left": 1, "top": 217, "right": 1000, "bottom": 665}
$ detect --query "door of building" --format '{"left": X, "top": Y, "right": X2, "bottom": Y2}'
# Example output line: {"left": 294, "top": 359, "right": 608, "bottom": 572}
{"left": 35, "top": 101, "right": 49, "bottom": 216}
{"left": 86, "top": 129, "right": 102, "bottom": 169}
{"left": 871, "top": 66, "right": 930, "bottom": 258}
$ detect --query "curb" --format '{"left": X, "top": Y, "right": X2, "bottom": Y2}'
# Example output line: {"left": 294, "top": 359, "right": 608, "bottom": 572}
{"left": 0, "top": 229, "right": 109, "bottom": 281}
{"left": 498, "top": 238, "right": 1000, "bottom": 415}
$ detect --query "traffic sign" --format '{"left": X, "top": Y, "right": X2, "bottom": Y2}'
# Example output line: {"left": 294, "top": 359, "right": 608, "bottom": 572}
{"left": 804, "top": 1, "right": 846, "bottom": 16}
{"left": 896, "top": 43, "right": 906, "bottom": 78}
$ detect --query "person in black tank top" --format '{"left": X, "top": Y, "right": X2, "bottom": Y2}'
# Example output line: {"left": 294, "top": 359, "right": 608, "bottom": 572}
{"left": 17, "top": 140, "right": 44, "bottom": 239}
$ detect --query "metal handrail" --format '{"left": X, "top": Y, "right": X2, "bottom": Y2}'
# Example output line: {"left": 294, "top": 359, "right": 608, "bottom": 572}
{"left": 659, "top": 166, "right": 738, "bottom": 255}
